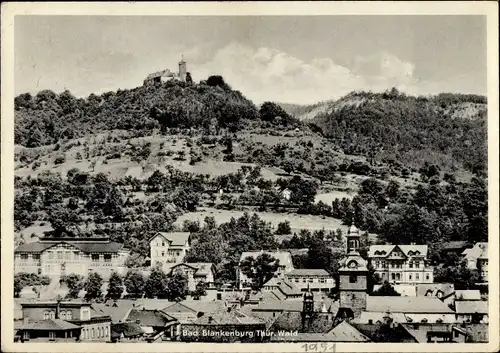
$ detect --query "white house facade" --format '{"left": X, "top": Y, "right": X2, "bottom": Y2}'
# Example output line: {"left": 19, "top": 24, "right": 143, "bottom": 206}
{"left": 149, "top": 232, "right": 191, "bottom": 272}
{"left": 14, "top": 237, "right": 129, "bottom": 280}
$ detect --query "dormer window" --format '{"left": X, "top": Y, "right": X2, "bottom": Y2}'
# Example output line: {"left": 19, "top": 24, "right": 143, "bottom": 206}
{"left": 347, "top": 261, "right": 358, "bottom": 269}
{"left": 437, "top": 291, "right": 443, "bottom": 298}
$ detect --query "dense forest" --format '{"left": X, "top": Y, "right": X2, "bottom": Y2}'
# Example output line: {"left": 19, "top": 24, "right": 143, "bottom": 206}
{"left": 14, "top": 77, "right": 259, "bottom": 148}
{"left": 307, "top": 89, "right": 487, "bottom": 174}
{"left": 15, "top": 81, "right": 487, "bottom": 175}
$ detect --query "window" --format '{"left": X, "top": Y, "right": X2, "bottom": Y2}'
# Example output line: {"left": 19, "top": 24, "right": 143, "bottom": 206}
{"left": 44, "top": 311, "right": 50, "bottom": 319}
{"left": 454, "top": 330, "right": 459, "bottom": 338}
{"left": 66, "top": 310, "right": 72, "bottom": 320}
{"left": 391, "top": 273, "right": 396, "bottom": 280}
{"left": 49, "top": 331, "right": 55, "bottom": 340}
{"left": 294, "top": 278, "right": 299, "bottom": 283}
{"left": 391, "top": 263, "right": 395, "bottom": 268}
{"left": 319, "top": 278, "right": 326, "bottom": 283}
{"left": 415, "top": 261, "right": 420, "bottom": 268}
{"left": 60, "top": 311, "right": 66, "bottom": 320}
{"left": 308, "top": 278, "right": 314, "bottom": 283}
{"left": 49, "top": 252, "right": 54, "bottom": 259}
{"left": 426, "top": 274, "right": 430, "bottom": 280}
{"left": 20, "top": 254, "right": 28, "bottom": 260}
{"left": 161, "top": 251, "right": 165, "bottom": 257}
{"left": 349, "top": 275, "right": 357, "bottom": 283}
{"left": 49, "top": 311, "right": 55, "bottom": 319}
{"left": 105, "top": 327, "right": 108, "bottom": 337}
{"left": 65, "top": 252, "right": 70, "bottom": 259}
{"left": 302, "top": 278, "right": 307, "bottom": 283}
{"left": 57, "top": 252, "right": 63, "bottom": 260}
{"left": 97, "top": 328, "right": 101, "bottom": 338}
{"left": 92, "top": 328, "right": 95, "bottom": 338}
{"left": 396, "top": 273, "right": 401, "bottom": 280}
{"left": 382, "top": 273, "right": 386, "bottom": 279}
{"left": 416, "top": 274, "right": 420, "bottom": 280}
{"left": 92, "top": 254, "right": 100, "bottom": 262}
{"left": 32, "top": 254, "right": 40, "bottom": 260}
{"left": 368, "top": 319, "right": 373, "bottom": 324}
{"left": 23, "top": 331, "right": 30, "bottom": 340}
{"left": 409, "top": 274, "right": 412, "bottom": 280}
{"left": 162, "top": 242, "right": 165, "bottom": 247}
{"left": 104, "top": 254, "right": 112, "bottom": 262}
{"left": 409, "top": 261, "right": 413, "bottom": 268}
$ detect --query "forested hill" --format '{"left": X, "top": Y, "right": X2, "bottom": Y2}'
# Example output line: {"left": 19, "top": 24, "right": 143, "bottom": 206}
{"left": 300, "top": 90, "right": 488, "bottom": 174}
{"left": 14, "top": 77, "right": 258, "bottom": 148}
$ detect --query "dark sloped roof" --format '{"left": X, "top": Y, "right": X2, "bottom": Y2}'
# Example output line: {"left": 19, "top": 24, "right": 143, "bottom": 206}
{"left": 270, "top": 311, "right": 334, "bottom": 333}
{"left": 125, "top": 309, "right": 174, "bottom": 327}
{"left": 15, "top": 240, "right": 125, "bottom": 254}
{"left": 19, "top": 319, "right": 81, "bottom": 330}
{"left": 111, "top": 322, "right": 145, "bottom": 338}
{"left": 154, "top": 232, "right": 191, "bottom": 247}
{"left": 455, "top": 300, "right": 488, "bottom": 314}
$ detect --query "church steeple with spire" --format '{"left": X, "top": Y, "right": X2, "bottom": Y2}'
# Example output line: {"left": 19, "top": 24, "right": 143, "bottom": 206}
{"left": 337, "top": 224, "right": 368, "bottom": 319}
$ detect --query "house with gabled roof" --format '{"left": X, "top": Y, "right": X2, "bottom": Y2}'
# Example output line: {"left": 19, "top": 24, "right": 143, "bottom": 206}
{"left": 149, "top": 232, "right": 191, "bottom": 271}
{"left": 169, "top": 262, "right": 216, "bottom": 291}
{"left": 368, "top": 244, "right": 434, "bottom": 284}
{"left": 14, "top": 237, "right": 129, "bottom": 279}
{"left": 462, "top": 242, "right": 488, "bottom": 281}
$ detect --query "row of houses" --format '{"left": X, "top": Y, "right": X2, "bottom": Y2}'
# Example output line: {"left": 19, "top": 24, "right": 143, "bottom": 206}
{"left": 14, "top": 229, "right": 488, "bottom": 289}
{"left": 14, "top": 226, "right": 489, "bottom": 344}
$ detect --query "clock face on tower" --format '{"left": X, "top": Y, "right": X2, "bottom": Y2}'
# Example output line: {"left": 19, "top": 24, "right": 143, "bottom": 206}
{"left": 347, "top": 260, "right": 358, "bottom": 269}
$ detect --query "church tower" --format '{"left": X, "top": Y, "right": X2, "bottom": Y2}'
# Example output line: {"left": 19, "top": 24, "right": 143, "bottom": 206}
{"left": 338, "top": 224, "right": 368, "bottom": 319}
{"left": 346, "top": 224, "right": 360, "bottom": 253}
{"left": 301, "top": 284, "right": 314, "bottom": 331}
{"left": 178, "top": 56, "right": 187, "bottom": 82}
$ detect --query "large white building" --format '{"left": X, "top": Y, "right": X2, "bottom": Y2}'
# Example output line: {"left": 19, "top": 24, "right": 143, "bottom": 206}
{"left": 237, "top": 250, "right": 294, "bottom": 289}
{"left": 14, "top": 237, "right": 129, "bottom": 279}
{"left": 149, "top": 232, "right": 191, "bottom": 271}
{"left": 368, "top": 244, "right": 434, "bottom": 284}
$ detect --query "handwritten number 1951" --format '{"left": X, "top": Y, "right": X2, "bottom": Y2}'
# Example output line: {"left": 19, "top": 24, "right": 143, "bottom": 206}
{"left": 301, "top": 343, "right": 335, "bottom": 352}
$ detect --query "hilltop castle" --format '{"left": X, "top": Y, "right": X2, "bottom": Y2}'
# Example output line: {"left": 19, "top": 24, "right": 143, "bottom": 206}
{"left": 143, "top": 56, "right": 192, "bottom": 85}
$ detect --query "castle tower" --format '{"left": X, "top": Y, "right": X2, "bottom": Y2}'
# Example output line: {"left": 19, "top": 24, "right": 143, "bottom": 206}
{"left": 338, "top": 236, "right": 368, "bottom": 319}
{"left": 178, "top": 55, "right": 187, "bottom": 82}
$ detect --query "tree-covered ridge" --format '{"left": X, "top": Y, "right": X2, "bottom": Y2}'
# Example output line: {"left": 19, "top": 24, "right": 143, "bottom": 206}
{"left": 307, "top": 89, "right": 487, "bottom": 174}
{"left": 14, "top": 78, "right": 259, "bottom": 148}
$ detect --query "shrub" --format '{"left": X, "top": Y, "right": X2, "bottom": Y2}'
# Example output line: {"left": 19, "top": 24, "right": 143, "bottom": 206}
{"left": 54, "top": 155, "right": 66, "bottom": 165}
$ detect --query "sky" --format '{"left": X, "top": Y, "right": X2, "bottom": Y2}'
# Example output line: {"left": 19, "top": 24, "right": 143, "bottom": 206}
{"left": 14, "top": 15, "right": 487, "bottom": 104}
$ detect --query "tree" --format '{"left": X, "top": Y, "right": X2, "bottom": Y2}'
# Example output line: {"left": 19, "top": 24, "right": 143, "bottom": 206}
{"left": 14, "top": 273, "right": 51, "bottom": 298}
{"left": 165, "top": 272, "right": 189, "bottom": 301}
{"left": 239, "top": 253, "right": 280, "bottom": 290}
{"left": 107, "top": 271, "right": 124, "bottom": 300}
{"left": 144, "top": 266, "right": 169, "bottom": 298}
{"left": 60, "top": 274, "right": 84, "bottom": 299}
{"left": 206, "top": 75, "right": 230, "bottom": 89}
{"left": 124, "top": 270, "right": 146, "bottom": 299}
{"left": 84, "top": 272, "right": 103, "bottom": 301}
{"left": 192, "top": 280, "right": 208, "bottom": 300}
{"left": 371, "top": 281, "right": 401, "bottom": 296}
{"left": 275, "top": 221, "right": 292, "bottom": 235}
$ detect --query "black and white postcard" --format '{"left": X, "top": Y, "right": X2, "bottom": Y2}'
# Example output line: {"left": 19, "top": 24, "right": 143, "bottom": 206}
{"left": 1, "top": 2, "right": 498, "bottom": 353}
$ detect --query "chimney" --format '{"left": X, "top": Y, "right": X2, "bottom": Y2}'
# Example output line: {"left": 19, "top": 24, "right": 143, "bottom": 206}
{"left": 208, "top": 316, "right": 213, "bottom": 324}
